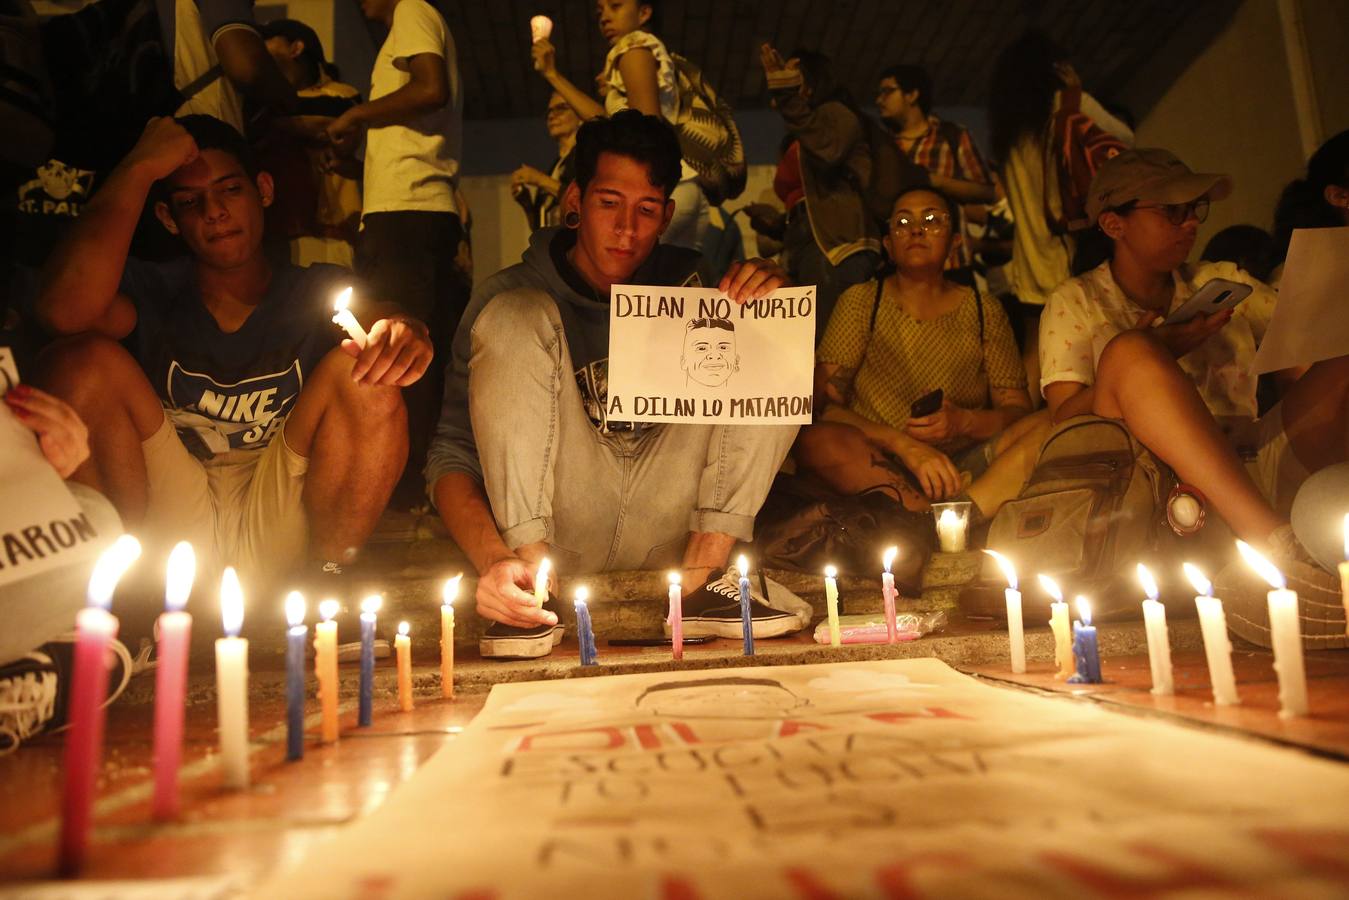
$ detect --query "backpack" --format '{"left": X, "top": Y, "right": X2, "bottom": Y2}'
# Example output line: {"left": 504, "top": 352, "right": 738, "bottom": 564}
{"left": 959, "top": 415, "right": 1174, "bottom": 622}
{"left": 1042, "top": 86, "right": 1127, "bottom": 235}
{"left": 669, "top": 52, "right": 746, "bottom": 207}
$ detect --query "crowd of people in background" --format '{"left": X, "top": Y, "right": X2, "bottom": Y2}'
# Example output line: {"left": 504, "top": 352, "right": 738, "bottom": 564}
{"left": 1, "top": 0, "right": 1348, "bottom": 749}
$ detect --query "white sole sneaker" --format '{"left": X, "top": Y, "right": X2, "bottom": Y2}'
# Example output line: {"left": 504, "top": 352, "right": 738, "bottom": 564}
{"left": 480, "top": 626, "right": 564, "bottom": 661}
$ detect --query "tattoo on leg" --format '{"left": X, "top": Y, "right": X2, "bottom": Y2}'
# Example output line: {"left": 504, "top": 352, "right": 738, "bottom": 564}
{"left": 868, "top": 448, "right": 929, "bottom": 512}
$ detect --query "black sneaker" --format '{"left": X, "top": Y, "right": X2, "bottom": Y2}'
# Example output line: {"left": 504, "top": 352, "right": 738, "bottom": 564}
{"left": 679, "top": 569, "right": 803, "bottom": 639}
{"left": 480, "top": 596, "right": 565, "bottom": 660}
{"left": 1, "top": 636, "right": 134, "bottom": 753}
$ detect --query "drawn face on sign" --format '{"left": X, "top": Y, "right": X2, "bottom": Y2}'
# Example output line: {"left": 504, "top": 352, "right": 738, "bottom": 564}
{"left": 635, "top": 676, "right": 806, "bottom": 719}
{"left": 681, "top": 318, "right": 739, "bottom": 387}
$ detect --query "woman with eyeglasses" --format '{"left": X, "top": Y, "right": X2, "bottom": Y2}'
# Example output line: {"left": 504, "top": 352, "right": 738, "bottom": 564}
{"left": 795, "top": 187, "right": 1051, "bottom": 520}
{"left": 1042, "top": 148, "right": 1349, "bottom": 649}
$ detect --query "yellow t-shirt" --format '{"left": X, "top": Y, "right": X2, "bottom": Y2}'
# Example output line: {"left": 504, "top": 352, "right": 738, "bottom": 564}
{"left": 818, "top": 278, "right": 1026, "bottom": 451}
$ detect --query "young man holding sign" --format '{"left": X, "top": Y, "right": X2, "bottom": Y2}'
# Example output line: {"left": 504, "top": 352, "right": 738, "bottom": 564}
{"left": 428, "top": 111, "right": 807, "bottom": 659}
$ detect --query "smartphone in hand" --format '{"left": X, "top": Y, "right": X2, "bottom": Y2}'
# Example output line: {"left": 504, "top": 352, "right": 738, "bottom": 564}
{"left": 1163, "top": 278, "right": 1252, "bottom": 326}
{"left": 909, "top": 388, "right": 944, "bottom": 418}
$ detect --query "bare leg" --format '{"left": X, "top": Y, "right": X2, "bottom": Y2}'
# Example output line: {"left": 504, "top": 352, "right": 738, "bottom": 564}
{"left": 968, "top": 410, "right": 1052, "bottom": 518}
{"left": 1093, "top": 330, "right": 1283, "bottom": 541}
{"left": 794, "top": 422, "right": 929, "bottom": 511}
{"left": 36, "top": 335, "right": 164, "bottom": 527}
{"left": 681, "top": 531, "right": 736, "bottom": 590}
{"left": 1279, "top": 355, "right": 1349, "bottom": 472}
{"left": 284, "top": 349, "right": 407, "bottom": 562}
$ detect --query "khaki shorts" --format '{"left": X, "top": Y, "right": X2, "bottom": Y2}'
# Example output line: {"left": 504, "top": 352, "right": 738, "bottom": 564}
{"left": 1243, "top": 402, "right": 1309, "bottom": 518}
{"left": 141, "top": 416, "right": 309, "bottom": 586}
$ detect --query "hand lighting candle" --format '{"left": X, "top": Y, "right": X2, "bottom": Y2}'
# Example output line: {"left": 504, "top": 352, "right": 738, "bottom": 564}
{"left": 215, "top": 567, "right": 250, "bottom": 789}
{"left": 1067, "top": 596, "right": 1102, "bottom": 684}
{"left": 823, "top": 565, "right": 842, "bottom": 648}
{"left": 529, "top": 14, "right": 553, "bottom": 42}
{"left": 534, "top": 557, "right": 551, "bottom": 608}
{"left": 1038, "top": 574, "right": 1075, "bottom": 680}
{"left": 441, "top": 575, "right": 460, "bottom": 699}
{"left": 60, "top": 534, "right": 140, "bottom": 875}
{"left": 357, "top": 594, "right": 380, "bottom": 727}
{"left": 881, "top": 547, "right": 899, "bottom": 644}
{"left": 315, "top": 599, "right": 340, "bottom": 742}
{"left": 574, "top": 586, "right": 598, "bottom": 666}
{"left": 152, "top": 541, "right": 194, "bottom": 820}
{"left": 985, "top": 550, "right": 1024, "bottom": 674}
{"left": 1184, "top": 563, "right": 1239, "bottom": 706}
{"left": 1237, "top": 541, "right": 1308, "bottom": 717}
{"left": 284, "top": 592, "right": 306, "bottom": 761}
{"left": 737, "top": 555, "right": 754, "bottom": 656}
{"left": 667, "top": 572, "right": 683, "bottom": 660}
{"left": 1136, "top": 564, "right": 1173, "bottom": 696}
{"left": 331, "top": 287, "right": 368, "bottom": 347}
{"left": 396, "top": 622, "right": 413, "bottom": 712}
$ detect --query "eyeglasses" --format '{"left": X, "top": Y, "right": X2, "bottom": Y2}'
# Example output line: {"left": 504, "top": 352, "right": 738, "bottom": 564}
{"left": 891, "top": 212, "right": 951, "bottom": 234}
{"left": 1133, "top": 199, "right": 1210, "bottom": 225}
{"left": 875, "top": 85, "right": 899, "bottom": 102}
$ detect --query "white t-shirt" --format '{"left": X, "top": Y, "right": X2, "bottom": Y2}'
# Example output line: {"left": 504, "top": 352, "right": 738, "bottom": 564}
{"left": 362, "top": 0, "right": 463, "bottom": 217}
{"left": 1039, "top": 260, "right": 1277, "bottom": 421}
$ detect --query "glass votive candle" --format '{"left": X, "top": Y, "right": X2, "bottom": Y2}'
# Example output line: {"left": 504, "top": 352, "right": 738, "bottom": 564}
{"left": 932, "top": 501, "right": 972, "bottom": 553}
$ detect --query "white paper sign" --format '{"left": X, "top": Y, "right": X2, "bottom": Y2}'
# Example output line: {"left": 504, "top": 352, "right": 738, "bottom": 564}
{"left": 0, "top": 354, "right": 102, "bottom": 588}
{"left": 606, "top": 284, "right": 817, "bottom": 424}
{"left": 1253, "top": 226, "right": 1349, "bottom": 374}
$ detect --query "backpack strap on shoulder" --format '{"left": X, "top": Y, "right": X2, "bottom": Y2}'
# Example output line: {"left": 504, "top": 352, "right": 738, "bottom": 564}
{"left": 870, "top": 276, "right": 883, "bottom": 333}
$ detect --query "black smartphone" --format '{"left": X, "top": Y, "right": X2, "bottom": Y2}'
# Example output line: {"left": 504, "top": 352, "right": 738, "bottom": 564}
{"left": 910, "top": 387, "right": 944, "bottom": 418}
{"left": 607, "top": 636, "right": 716, "bottom": 646}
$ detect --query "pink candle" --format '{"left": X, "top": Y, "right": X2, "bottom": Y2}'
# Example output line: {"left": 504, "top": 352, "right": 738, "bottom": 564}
{"left": 667, "top": 572, "right": 683, "bottom": 660}
{"left": 59, "top": 535, "right": 141, "bottom": 875}
{"left": 882, "top": 546, "right": 899, "bottom": 644}
{"left": 152, "top": 542, "right": 195, "bottom": 820}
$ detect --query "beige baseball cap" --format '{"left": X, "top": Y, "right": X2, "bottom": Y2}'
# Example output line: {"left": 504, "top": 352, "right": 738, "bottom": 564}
{"left": 1086, "top": 148, "right": 1233, "bottom": 224}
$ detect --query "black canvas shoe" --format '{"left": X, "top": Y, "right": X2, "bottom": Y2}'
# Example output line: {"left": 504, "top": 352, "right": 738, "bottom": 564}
{"left": 1, "top": 636, "right": 134, "bottom": 753}
{"left": 678, "top": 569, "right": 803, "bottom": 639}
{"left": 480, "top": 596, "right": 565, "bottom": 660}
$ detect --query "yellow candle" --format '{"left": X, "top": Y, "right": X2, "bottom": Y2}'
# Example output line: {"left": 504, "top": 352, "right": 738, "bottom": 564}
{"left": 396, "top": 622, "right": 413, "bottom": 713}
{"left": 1039, "top": 574, "right": 1074, "bottom": 679}
{"left": 534, "top": 558, "right": 551, "bottom": 607}
{"left": 823, "top": 565, "right": 841, "bottom": 647}
{"left": 441, "top": 575, "right": 460, "bottom": 699}
{"left": 215, "top": 568, "right": 249, "bottom": 789}
{"left": 315, "top": 598, "right": 340, "bottom": 743}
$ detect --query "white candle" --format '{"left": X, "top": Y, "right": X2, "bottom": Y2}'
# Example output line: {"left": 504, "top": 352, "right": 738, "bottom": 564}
{"left": 1136, "top": 564, "right": 1173, "bottom": 696}
{"left": 534, "top": 557, "right": 551, "bottom": 608}
{"left": 935, "top": 507, "right": 967, "bottom": 552}
{"left": 986, "top": 550, "right": 1024, "bottom": 673}
{"left": 1038, "top": 574, "right": 1073, "bottom": 679}
{"left": 529, "top": 14, "right": 553, "bottom": 42}
{"left": 823, "top": 565, "right": 841, "bottom": 648}
{"left": 1184, "top": 563, "right": 1239, "bottom": 706}
{"left": 667, "top": 572, "right": 683, "bottom": 660}
{"left": 215, "top": 567, "right": 250, "bottom": 789}
{"left": 1237, "top": 542, "right": 1308, "bottom": 717}
{"left": 331, "top": 287, "right": 368, "bottom": 347}
{"left": 1339, "top": 514, "right": 1349, "bottom": 638}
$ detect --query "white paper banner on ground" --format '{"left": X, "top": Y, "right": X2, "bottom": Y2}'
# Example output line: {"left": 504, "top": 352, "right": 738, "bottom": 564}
{"left": 0, "top": 352, "right": 102, "bottom": 589}
{"left": 606, "top": 284, "right": 816, "bottom": 424}
{"left": 1254, "top": 226, "right": 1349, "bottom": 374}
{"left": 253, "top": 659, "right": 1349, "bottom": 899}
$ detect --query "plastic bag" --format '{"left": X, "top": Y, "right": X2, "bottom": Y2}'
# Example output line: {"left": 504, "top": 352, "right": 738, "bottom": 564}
{"left": 812, "top": 610, "right": 948, "bottom": 644}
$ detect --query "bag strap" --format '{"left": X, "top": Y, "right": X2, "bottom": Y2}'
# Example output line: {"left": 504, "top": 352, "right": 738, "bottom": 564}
{"left": 178, "top": 63, "right": 222, "bottom": 103}
{"left": 869, "top": 275, "right": 883, "bottom": 333}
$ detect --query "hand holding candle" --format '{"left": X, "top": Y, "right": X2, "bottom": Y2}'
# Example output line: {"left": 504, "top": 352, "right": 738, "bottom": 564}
{"left": 985, "top": 550, "right": 1024, "bottom": 674}
{"left": 1184, "top": 563, "right": 1239, "bottom": 706}
{"left": 284, "top": 592, "right": 306, "bottom": 761}
{"left": 315, "top": 599, "right": 341, "bottom": 742}
{"left": 331, "top": 287, "right": 368, "bottom": 348}
{"left": 534, "top": 558, "right": 551, "bottom": 608}
{"left": 1136, "top": 564, "right": 1173, "bottom": 696}
{"left": 1237, "top": 541, "right": 1308, "bottom": 717}
{"left": 152, "top": 541, "right": 194, "bottom": 819}
{"left": 396, "top": 622, "right": 413, "bottom": 712}
{"left": 441, "top": 575, "right": 460, "bottom": 699}
{"left": 357, "top": 594, "right": 380, "bottom": 727}
{"left": 667, "top": 572, "right": 683, "bottom": 660}
{"left": 215, "top": 567, "right": 250, "bottom": 789}
{"left": 823, "top": 565, "right": 841, "bottom": 648}
{"left": 881, "top": 547, "right": 899, "bottom": 644}
{"left": 1039, "top": 574, "right": 1075, "bottom": 680}
{"left": 737, "top": 555, "right": 754, "bottom": 656}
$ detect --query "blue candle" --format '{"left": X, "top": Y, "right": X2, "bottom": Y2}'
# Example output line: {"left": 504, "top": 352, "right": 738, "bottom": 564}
{"left": 574, "top": 588, "right": 598, "bottom": 666}
{"left": 737, "top": 554, "right": 754, "bottom": 656}
{"left": 357, "top": 595, "right": 380, "bottom": 726}
{"left": 283, "top": 592, "right": 306, "bottom": 760}
{"left": 1068, "top": 595, "right": 1103, "bottom": 684}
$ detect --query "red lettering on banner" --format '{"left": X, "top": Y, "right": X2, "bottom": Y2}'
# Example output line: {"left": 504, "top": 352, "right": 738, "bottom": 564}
{"left": 669, "top": 722, "right": 701, "bottom": 744}
{"left": 1252, "top": 828, "right": 1349, "bottom": 881}
{"left": 874, "top": 853, "right": 972, "bottom": 899}
{"left": 783, "top": 867, "right": 841, "bottom": 899}
{"left": 866, "top": 708, "right": 972, "bottom": 725}
{"left": 1040, "top": 844, "right": 1244, "bottom": 897}
{"left": 517, "top": 726, "right": 626, "bottom": 752}
{"left": 660, "top": 875, "right": 703, "bottom": 900}
{"left": 634, "top": 724, "right": 662, "bottom": 749}
{"left": 779, "top": 720, "right": 830, "bottom": 738}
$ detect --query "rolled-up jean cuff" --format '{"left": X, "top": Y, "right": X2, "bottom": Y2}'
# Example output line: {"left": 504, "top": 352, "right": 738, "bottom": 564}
{"left": 689, "top": 509, "right": 756, "bottom": 542}
{"left": 501, "top": 518, "right": 550, "bottom": 550}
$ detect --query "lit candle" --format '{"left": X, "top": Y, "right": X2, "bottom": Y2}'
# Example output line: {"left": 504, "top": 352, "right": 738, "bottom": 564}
{"left": 1184, "top": 563, "right": 1239, "bottom": 706}
{"left": 59, "top": 535, "right": 140, "bottom": 875}
{"left": 441, "top": 575, "right": 460, "bottom": 699}
{"left": 1340, "top": 514, "right": 1349, "bottom": 638}
{"left": 396, "top": 621, "right": 413, "bottom": 712}
{"left": 667, "top": 572, "right": 684, "bottom": 660}
{"left": 315, "top": 599, "right": 340, "bottom": 742}
{"left": 823, "top": 565, "right": 841, "bottom": 648}
{"left": 1068, "top": 596, "right": 1102, "bottom": 684}
{"left": 331, "top": 286, "right": 367, "bottom": 347}
{"left": 284, "top": 592, "right": 306, "bottom": 761}
{"left": 881, "top": 547, "right": 899, "bottom": 644}
{"left": 529, "top": 13, "right": 553, "bottom": 42}
{"left": 574, "top": 587, "right": 598, "bottom": 666}
{"left": 1237, "top": 541, "right": 1308, "bottom": 717}
{"left": 1038, "top": 574, "right": 1075, "bottom": 680}
{"left": 737, "top": 555, "right": 754, "bottom": 656}
{"left": 934, "top": 505, "right": 969, "bottom": 552}
{"left": 152, "top": 541, "right": 194, "bottom": 820}
{"left": 1136, "top": 564, "right": 1173, "bottom": 696}
{"left": 357, "top": 594, "right": 380, "bottom": 727}
{"left": 534, "top": 557, "right": 551, "bottom": 608}
{"left": 215, "top": 567, "right": 250, "bottom": 789}
{"left": 985, "top": 550, "right": 1024, "bottom": 674}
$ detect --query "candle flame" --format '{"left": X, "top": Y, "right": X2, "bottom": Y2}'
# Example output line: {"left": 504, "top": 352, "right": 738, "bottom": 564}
{"left": 938, "top": 508, "right": 960, "bottom": 526}
{"left": 1183, "top": 563, "right": 1212, "bottom": 598}
{"left": 360, "top": 594, "right": 382, "bottom": 616}
{"left": 1075, "top": 595, "right": 1092, "bottom": 626}
{"left": 1135, "top": 563, "right": 1159, "bottom": 602}
{"left": 319, "top": 598, "right": 340, "bottom": 621}
{"left": 983, "top": 549, "right": 1017, "bottom": 591}
{"left": 536, "top": 558, "right": 551, "bottom": 592}
{"left": 284, "top": 591, "right": 306, "bottom": 627}
{"left": 668, "top": 571, "right": 681, "bottom": 585}
{"left": 1037, "top": 574, "right": 1063, "bottom": 603}
{"left": 333, "top": 286, "right": 353, "bottom": 313}
{"left": 574, "top": 585, "right": 589, "bottom": 605}
{"left": 398, "top": 621, "right": 410, "bottom": 637}
{"left": 165, "top": 540, "right": 195, "bottom": 612}
{"left": 824, "top": 564, "right": 838, "bottom": 579}
{"left": 220, "top": 567, "right": 244, "bottom": 636}
{"left": 442, "top": 573, "right": 462, "bottom": 607}
{"left": 737, "top": 554, "right": 750, "bottom": 578}
{"left": 883, "top": 546, "right": 898, "bottom": 573}
{"left": 1236, "top": 540, "right": 1285, "bottom": 589}
{"left": 88, "top": 534, "right": 142, "bottom": 611}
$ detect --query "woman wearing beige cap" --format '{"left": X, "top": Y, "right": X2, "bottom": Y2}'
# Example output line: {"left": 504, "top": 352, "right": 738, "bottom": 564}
{"left": 1039, "top": 147, "right": 1349, "bottom": 650}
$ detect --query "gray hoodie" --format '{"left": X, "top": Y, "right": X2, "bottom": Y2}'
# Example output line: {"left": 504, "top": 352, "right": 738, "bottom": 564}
{"left": 425, "top": 226, "right": 705, "bottom": 491}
